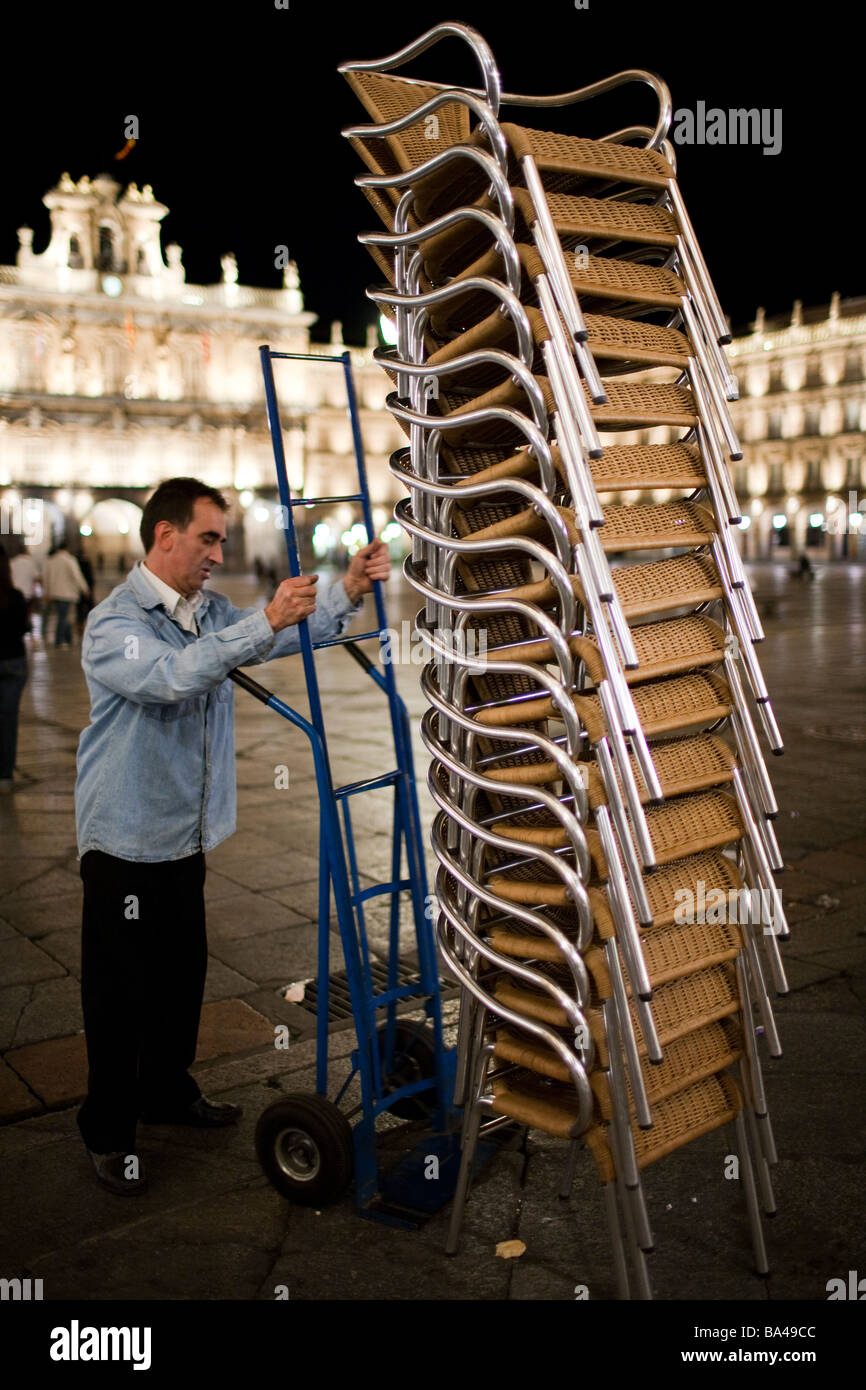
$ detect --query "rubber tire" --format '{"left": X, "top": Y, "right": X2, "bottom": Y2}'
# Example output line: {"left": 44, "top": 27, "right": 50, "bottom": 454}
{"left": 255, "top": 1093, "right": 354, "bottom": 1207}
{"left": 376, "top": 1020, "right": 438, "bottom": 1122}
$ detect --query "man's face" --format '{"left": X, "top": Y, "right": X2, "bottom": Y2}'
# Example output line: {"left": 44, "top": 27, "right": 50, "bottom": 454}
{"left": 157, "top": 498, "right": 227, "bottom": 596}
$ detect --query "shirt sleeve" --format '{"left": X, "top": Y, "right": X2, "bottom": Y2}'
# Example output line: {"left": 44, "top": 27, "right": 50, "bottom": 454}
{"left": 83, "top": 604, "right": 278, "bottom": 703}
{"left": 226, "top": 578, "right": 364, "bottom": 665}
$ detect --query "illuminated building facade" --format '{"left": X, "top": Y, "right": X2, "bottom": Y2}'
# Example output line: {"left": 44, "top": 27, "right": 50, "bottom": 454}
{"left": 0, "top": 172, "right": 406, "bottom": 567}
{"left": 727, "top": 296, "right": 865, "bottom": 561}
{"left": 609, "top": 295, "right": 866, "bottom": 562}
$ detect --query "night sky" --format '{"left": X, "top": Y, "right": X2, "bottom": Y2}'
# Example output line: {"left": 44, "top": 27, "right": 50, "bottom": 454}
{"left": 3, "top": 2, "right": 856, "bottom": 343}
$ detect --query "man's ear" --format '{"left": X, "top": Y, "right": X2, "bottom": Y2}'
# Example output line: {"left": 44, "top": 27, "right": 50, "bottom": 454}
{"left": 152, "top": 520, "right": 175, "bottom": 550}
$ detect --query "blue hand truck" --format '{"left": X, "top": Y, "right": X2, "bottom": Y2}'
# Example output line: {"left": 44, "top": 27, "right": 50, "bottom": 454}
{"left": 229, "top": 346, "right": 459, "bottom": 1227}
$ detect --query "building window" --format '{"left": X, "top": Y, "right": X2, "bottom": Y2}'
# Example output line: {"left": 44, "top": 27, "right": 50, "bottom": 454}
{"left": 68, "top": 235, "right": 84, "bottom": 269}
{"left": 97, "top": 226, "right": 116, "bottom": 272}
{"left": 804, "top": 407, "right": 821, "bottom": 436}
{"left": 845, "top": 400, "right": 861, "bottom": 433}
{"left": 766, "top": 410, "right": 782, "bottom": 440}
{"left": 767, "top": 462, "right": 783, "bottom": 495}
{"left": 805, "top": 458, "right": 822, "bottom": 491}
{"left": 805, "top": 359, "right": 822, "bottom": 389}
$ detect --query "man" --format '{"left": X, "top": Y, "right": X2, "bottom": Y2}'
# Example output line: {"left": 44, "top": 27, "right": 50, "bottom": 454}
{"left": 43, "top": 542, "right": 90, "bottom": 648}
{"left": 74, "top": 477, "right": 389, "bottom": 1194}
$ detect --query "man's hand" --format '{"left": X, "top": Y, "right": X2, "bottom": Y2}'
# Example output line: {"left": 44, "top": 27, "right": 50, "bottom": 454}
{"left": 343, "top": 539, "right": 391, "bottom": 604}
{"left": 264, "top": 574, "right": 319, "bottom": 632}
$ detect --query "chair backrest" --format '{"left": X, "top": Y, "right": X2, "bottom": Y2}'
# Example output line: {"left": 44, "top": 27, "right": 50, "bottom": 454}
{"left": 344, "top": 70, "right": 473, "bottom": 178}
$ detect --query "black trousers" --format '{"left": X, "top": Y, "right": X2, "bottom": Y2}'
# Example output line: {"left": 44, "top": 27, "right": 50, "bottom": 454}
{"left": 77, "top": 849, "right": 207, "bottom": 1153}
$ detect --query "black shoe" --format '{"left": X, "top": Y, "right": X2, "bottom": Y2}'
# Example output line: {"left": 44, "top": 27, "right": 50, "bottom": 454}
{"left": 140, "top": 1095, "right": 243, "bottom": 1128}
{"left": 87, "top": 1149, "right": 148, "bottom": 1195}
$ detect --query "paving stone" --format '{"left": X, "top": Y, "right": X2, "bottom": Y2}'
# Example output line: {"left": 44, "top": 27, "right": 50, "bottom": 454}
{"left": 195, "top": 998, "right": 275, "bottom": 1062}
{"left": 0, "top": 936, "right": 67, "bottom": 986}
{"left": 1, "top": 891, "right": 82, "bottom": 935}
{"left": 203, "top": 869, "right": 249, "bottom": 902}
{"left": 0, "top": 866, "right": 82, "bottom": 907}
{"left": 5, "top": 1033, "right": 88, "bottom": 1109}
{"left": 206, "top": 890, "right": 308, "bottom": 939}
{"left": 12, "top": 977, "right": 82, "bottom": 1046}
{"left": 796, "top": 849, "right": 866, "bottom": 886}
{"left": 208, "top": 924, "right": 335, "bottom": 988}
{"left": 263, "top": 880, "right": 324, "bottom": 920}
{"left": 0, "top": 986, "right": 31, "bottom": 1050}
{"left": 0, "top": 1058, "right": 42, "bottom": 1122}
{"left": 208, "top": 854, "right": 314, "bottom": 893}
{"left": 203, "top": 957, "right": 256, "bottom": 1004}
{"left": 31, "top": 927, "right": 81, "bottom": 975}
{"left": 0, "top": 859, "right": 63, "bottom": 898}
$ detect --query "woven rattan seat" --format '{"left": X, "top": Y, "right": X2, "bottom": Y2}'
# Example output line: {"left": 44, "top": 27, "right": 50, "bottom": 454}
{"left": 591, "top": 442, "right": 706, "bottom": 494}
{"left": 586, "top": 379, "right": 697, "bottom": 429}
{"left": 498, "top": 123, "right": 675, "bottom": 190}
{"left": 493, "top": 1029, "right": 575, "bottom": 1083}
{"left": 474, "top": 670, "right": 730, "bottom": 740}
{"left": 343, "top": 70, "right": 471, "bottom": 175}
{"left": 490, "top": 1071, "right": 585, "bottom": 1139}
{"left": 599, "top": 500, "right": 715, "bottom": 551}
{"left": 589, "top": 850, "right": 744, "bottom": 939}
{"left": 573, "top": 615, "right": 726, "bottom": 687}
{"left": 512, "top": 186, "right": 679, "bottom": 248}
{"left": 427, "top": 243, "right": 685, "bottom": 336}
{"left": 432, "top": 369, "right": 697, "bottom": 433}
{"left": 587, "top": 731, "right": 737, "bottom": 806}
{"left": 585, "top": 917, "right": 742, "bottom": 997}
{"left": 575, "top": 552, "right": 722, "bottom": 619}
{"left": 488, "top": 849, "right": 743, "bottom": 958}
{"left": 455, "top": 497, "right": 713, "bottom": 553}
{"left": 442, "top": 440, "right": 705, "bottom": 496}
{"left": 426, "top": 302, "right": 691, "bottom": 374}
{"left": 582, "top": 1073, "right": 742, "bottom": 1181}
{"left": 591, "top": 1019, "right": 743, "bottom": 1119}
{"left": 567, "top": 670, "right": 732, "bottom": 740}
{"left": 487, "top": 921, "right": 579, "bottom": 964}
{"left": 418, "top": 187, "right": 677, "bottom": 285}
{"left": 640, "top": 789, "right": 744, "bottom": 865}
{"left": 583, "top": 789, "right": 743, "bottom": 879}
{"left": 492, "top": 736, "right": 735, "bottom": 855}
{"left": 590, "top": 962, "right": 741, "bottom": 1065}
{"left": 496, "top": 960, "right": 739, "bottom": 1053}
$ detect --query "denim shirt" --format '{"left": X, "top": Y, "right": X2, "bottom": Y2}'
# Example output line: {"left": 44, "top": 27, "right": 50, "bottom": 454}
{"left": 75, "top": 562, "right": 361, "bottom": 863}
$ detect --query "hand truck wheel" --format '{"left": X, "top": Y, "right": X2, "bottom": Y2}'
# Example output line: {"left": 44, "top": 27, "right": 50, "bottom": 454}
{"left": 376, "top": 1019, "right": 438, "bottom": 1122}
{"left": 255, "top": 1093, "right": 354, "bottom": 1207}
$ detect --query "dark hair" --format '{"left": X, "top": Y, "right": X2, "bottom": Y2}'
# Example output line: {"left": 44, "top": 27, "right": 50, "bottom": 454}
{"left": 0, "top": 544, "right": 9, "bottom": 608}
{"left": 140, "top": 477, "right": 228, "bottom": 552}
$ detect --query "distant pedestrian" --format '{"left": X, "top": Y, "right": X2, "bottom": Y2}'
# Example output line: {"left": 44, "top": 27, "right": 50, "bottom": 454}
{"left": 0, "top": 545, "right": 30, "bottom": 793}
{"left": 10, "top": 548, "right": 41, "bottom": 608}
{"left": 75, "top": 551, "right": 95, "bottom": 639}
{"left": 43, "top": 542, "right": 90, "bottom": 648}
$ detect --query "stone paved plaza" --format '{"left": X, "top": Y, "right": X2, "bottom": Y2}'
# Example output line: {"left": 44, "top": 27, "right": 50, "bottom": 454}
{"left": 0, "top": 562, "right": 863, "bottom": 1301}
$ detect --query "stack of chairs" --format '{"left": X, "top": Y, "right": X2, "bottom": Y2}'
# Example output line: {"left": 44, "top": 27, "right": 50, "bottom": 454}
{"left": 340, "top": 22, "right": 789, "bottom": 1298}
